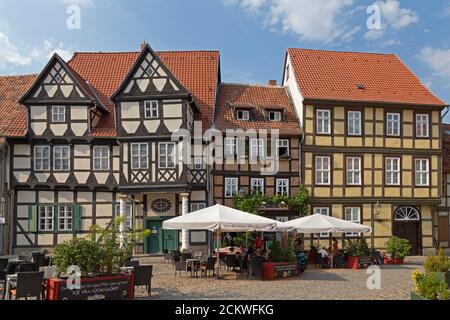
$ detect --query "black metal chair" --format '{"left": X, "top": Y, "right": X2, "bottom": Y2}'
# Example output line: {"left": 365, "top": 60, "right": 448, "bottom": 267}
{"left": 0, "top": 258, "right": 8, "bottom": 280}
{"left": 124, "top": 260, "right": 140, "bottom": 267}
{"left": 5, "top": 262, "right": 18, "bottom": 275}
{"left": 174, "top": 261, "right": 186, "bottom": 277}
{"left": 17, "top": 262, "right": 38, "bottom": 272}
{"left": 180, "top": 253, "right": 192, "bottom": 262}
{"left": 9, "top": 271, "right": 44, "bottom": 300}
{"left": 163, "top": 252, "right": 173, "bottom": 264}
{"left": 172, "top": 251, "right": 181, "bottom": 264}
{"left": 18, "top": 255, "right": 31, "bottom": 262}
{"left": 32, "top": 253, "right": 46, "bottom": 267}
{"left": 200, "top": 256, "right": 216, "bottom": 278}
{"left": 249, "top": 257, "right": 264, "bottom": 280}
{"left": 133, "top": 265, "right": 153, "bottom": 297}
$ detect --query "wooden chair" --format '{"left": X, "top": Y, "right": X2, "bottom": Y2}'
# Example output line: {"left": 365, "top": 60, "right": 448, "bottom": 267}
{"left": 9, "top": 272, "right": 44, "bottom": 300}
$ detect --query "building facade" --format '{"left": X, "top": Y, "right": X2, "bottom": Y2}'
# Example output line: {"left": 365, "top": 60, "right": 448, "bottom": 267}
{"left": 283, "top": 49, "right": 445, "bottom": 255}
{"left": 436, "top": 124, "right": 450, "bottom": 252}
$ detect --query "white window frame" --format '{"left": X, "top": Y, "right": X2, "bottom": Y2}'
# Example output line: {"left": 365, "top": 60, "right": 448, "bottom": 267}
{"left": 276, "top": 179, "right": 289, "bottom": 196}
{"left": 39, "top": 205, "right": 54, "bottom": 232}
{"left": 224, "top": 178, "right": 239, "bottom": 198}
{"left": 131, "top": 143, "right": 148, "bottom": 170}
{"left": 52, "top": 105, "right": 65, "bottom": 123}
{"left": 93, "top": 146, "right": 110, "bottom": 171}
{"left": 250, "top": 139, "right": 265, "bottom": 159}
{"left": 53, "top": 146, "right": 70, "bottom": 171}
{"left": 190, "top": 203, "right": 206, "bottom": 212}
{"left": 415, "top": 114, "right": 429, "bottom": 138}
{"left": 345, "top": 207, "right": 361, "bottom": 237}
{"left": 144, "top": 100, "right": 159, "bottom": 119}
{"left": 347, "top": 111, "right": 362, "bottom": 136}
{"left": 316, "top": 109, "right": 331, "bottom": 134}
{"left": 386, "top": 157, "right": 401, "bottom": 186}
{"left": 34, "top": 145, "right": 50, "bottom": 171}
{"left": 236, "top": 110, "right": 249, "bottom": 121}
{"left": 193, "top": 157, "right": 204, "bottom": 170}
{"left": 315, "top": 156, "right": 331, "bottom": 185}
{"left": 115, "top": 203, "right": 133, "bottom": 229}
{"left": 346, "top": 157, "right": 361, "bottom": 185}
{"left": 276, "top": 139, "right": 290, "bottom": 157}
{"left": 159, "top": 142, "right": 176, "bottom": 169}
{"left": 224, "top": 137, "right": 237, "bottom": 158}
{"left": 268, "top": 111, "right": 282, "bottom": 121}
{"left": 314, "top": 207, "right": 330, "bottom": 238}
{"left": 415, "top": 158, "right": 429, "bottom": 186}
{"left": 58, "top": 205, "right": 73, "bottom": 232}
{"left": 250, "top": 178, "right": 264, "bottom": 195}
{"left": 386, "top": 113, "right": 401, "bottom": 136}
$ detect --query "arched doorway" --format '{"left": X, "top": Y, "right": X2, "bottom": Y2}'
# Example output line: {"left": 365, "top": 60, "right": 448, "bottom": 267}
{"left": 392, "top": 206, "right": 421, "bottom": 255}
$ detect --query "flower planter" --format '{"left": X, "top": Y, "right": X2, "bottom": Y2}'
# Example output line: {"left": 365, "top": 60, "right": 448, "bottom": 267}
{"left": 46, "top": 274, "right": 134, "bottom": 300}
{"left": 410, "top": 292, "right": 428, "bottom": 300}
{"left": 434, "top": 271, "right": 450, "bottom": 287}
{"left": 262, "top": 262, "right": 299, "bottom": 280}
{"left": 347, "top": 256, "right": 359, "bottom": 270}
{"left": 383, "top": 257, "right": 404, "bottom": 265}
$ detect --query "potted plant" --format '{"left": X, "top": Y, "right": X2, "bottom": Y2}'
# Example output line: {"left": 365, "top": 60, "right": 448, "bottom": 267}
{"left": 411, "top": 270, "right": 450, "bottom": 300}
{"left": 424, "top": 249, "right": 450, "bottom": 287}
{"left": 384, "top": 237, "right": 411, "bottom": 264}
{"left": 48, "top": 216, "right": 150, "bottom": 300}
{"left": 262, "top": 236, "right": 299, "bottom": 280}
{"left": 344, "top": 237, "right": 370, "bottom": 270}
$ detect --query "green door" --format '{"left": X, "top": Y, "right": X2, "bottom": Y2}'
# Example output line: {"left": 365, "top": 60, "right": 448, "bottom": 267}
{"left": 163, "top": 230, "right": 179, "bottom": 251}
{"left": 146, "top": 220, "right": 162, "bottom": 254}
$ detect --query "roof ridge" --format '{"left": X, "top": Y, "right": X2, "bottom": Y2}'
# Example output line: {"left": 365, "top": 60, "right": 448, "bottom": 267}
{"left": 72, "top": 50, "right": 219, "bottom": 54}
{"left": 221, "top": 82, "right": 285, "bottom": 89}
{"left": 0, "top": 74, "right": 39, "bottom": 79}
{"left": 288, "top": 48, "right": 396, "bottom": 56}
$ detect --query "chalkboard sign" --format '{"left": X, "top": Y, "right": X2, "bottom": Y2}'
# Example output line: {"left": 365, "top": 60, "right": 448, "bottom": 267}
{"left": 48, "top": 275, "right": 133, "bottom": 300}
{"left": 273, "top": 264, "right": 298, "bottom": 279}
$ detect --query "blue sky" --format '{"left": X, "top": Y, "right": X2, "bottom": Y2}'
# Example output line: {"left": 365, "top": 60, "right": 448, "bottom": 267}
{"left": 1, "top": 0, "right": 450, "bottom": 121}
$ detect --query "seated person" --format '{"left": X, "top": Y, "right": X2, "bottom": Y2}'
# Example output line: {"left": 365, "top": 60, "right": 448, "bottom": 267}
{"left": 254, "top": 249, "right": 267, "bottom": 261}
{"left": 318, "top": 246, "right": 331, "bottom": 267}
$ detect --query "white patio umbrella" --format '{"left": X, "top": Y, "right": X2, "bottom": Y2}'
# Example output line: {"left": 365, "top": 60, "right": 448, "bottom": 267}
{"left": 162, "top": 204, "right": 280, "bottom": 278}
{"left": 282, "top": 213, "right": 372, "bottom": 234}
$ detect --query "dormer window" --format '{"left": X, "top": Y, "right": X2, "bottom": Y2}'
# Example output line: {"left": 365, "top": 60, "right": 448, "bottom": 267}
{"left": 52, "top": 106, "right": 66, "bottom": 123}
{"left": 268, "top": 111, "right": 282, "bottom": 121}
{"left": 236, "top": 110, "right": 249, "bottom": 121}
{"left": 144, "top": 100, "right": 159, "bottom": 118}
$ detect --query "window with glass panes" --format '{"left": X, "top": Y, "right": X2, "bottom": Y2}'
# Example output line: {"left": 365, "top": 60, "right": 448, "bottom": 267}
{"left": 131, "top": 143, "right": 148, "bottom": 169}
{"left": 347, "top": 111, "right": 361, "bottom": 135}
{"left": 415, "top": 114, "right": 429, "bottom": 138}
{"left": 386, "top": 113, "right": 400, "bottom": 136}
{"left": 236, "top": 110, "right": 249, "bottom": 120}
{"left": 268, "top": 111, "right": 281, "bottom": 121}
{"left": 53, "top": 146, "right": 70, "bottom": 171}
{"left": 386, "top": 157, "right": 400, "bottom": 185}
{"left": 250, "top": 178, "right": 264, "bottom": 194}
{"left": 115, "top": 203, "right": 133, "bottom": 229}
{"left": 277, "top": 139, "right": 289, "bottom": 157}
{"left": 316, "top": 109, "right": 331, "bottom": 134}
{"left": 224, "top": 137, "right": 237, "bottom": 158}
{"left": 39, "top": 205, "right": 54, "bottom": 231}
{"left": 190, "top": 203, "right": 206, "bottom": 212}
{"left": 58, "top": 205, "right": 73, "bottom": 231}
{"left": 314, "top": 207, "right": 330, "bottom": 238}
{"left": 415, "top": 158, "right": 429, "bottom": 186}
{"left": 34, "top": 146, "right": 50, "bottom": 171}
{"left": 315, "top": 156, "right": 331, "bottom": 185}
{"left": 345, "top": 207, "right": 361, "bottom": 236}
{"left": 276, "top": 179, "right": 289, "bottom": 196}
{"left": 144, "top": 100, "right": 158, "bottom": 118}
{"left": 159, "top": 142, "right": 176, "bottom": 169}
{"left": 225, "top": 178, "right": 238, "bottom": 197}
{"left": 346, "top": 157, "right": 361, "bottom": 185}
{"left": 52, "top": 106, "right": 65, "bottom": 123}
{"left": 250, "top": 139, "right": 265, "bottom": 159}
{"left": 93, "top": 146, "right": 110, "bottom": 170}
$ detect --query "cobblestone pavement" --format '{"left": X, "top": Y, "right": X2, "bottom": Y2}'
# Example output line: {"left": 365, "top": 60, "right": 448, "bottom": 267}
{"left": 134, "top": 256, "right": 425, "bottom": 300}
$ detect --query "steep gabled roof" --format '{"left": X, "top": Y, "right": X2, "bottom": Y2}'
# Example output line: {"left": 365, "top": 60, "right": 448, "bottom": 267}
{"left": 0, "top": 74, "right": 37, "bottom": 137}
{"left": 287, "top": 48, "right": 446, "bottom": 107}
{"left": 215, "top": 83, "right": 302, "bottom": 136}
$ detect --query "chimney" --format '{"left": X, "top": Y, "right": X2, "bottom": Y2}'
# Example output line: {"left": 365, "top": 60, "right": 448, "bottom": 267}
{"left": 268, "top": 80, "right": 277, "bottom": 86}
{"left": 141, "top": 41, "right": 147, "bottom": 50}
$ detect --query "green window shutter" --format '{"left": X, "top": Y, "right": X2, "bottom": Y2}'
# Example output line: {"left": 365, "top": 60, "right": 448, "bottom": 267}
{"left": 28, "top": 205, "right": 37, "bottom": 233}
{"left": 73, "top": 204, "right": 82, "bottom": 232}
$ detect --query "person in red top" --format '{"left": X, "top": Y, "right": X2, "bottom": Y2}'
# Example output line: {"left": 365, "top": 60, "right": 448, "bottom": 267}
{"left": 254, "top": 235, "right": 264, "bottom": 250}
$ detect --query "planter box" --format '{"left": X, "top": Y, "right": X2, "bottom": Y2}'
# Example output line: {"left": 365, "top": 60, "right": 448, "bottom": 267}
{"left": 435, "top": 271, "right": 450, "bottom": 287}
{"left": 46, "top": 274, "right": 134, "bottom": 300}
{"left": 347, "top": 256, "right": 373, "bottom": 270}
{"left": 262, "top": 262, "right": 299, "bottom": 280}
{"left": 383, "top": 257, "right": 404, "bottom": 265}
{"left": 410, "top": 291, "right": 428, "bottom": 300}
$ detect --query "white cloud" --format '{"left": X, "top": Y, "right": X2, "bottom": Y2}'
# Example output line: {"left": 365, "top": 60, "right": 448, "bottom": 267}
{"left": 364, "top": 0, "right": 418, "bottom": 40}
{"left": 53, "top": 0, "right": 95, "bottom": 7}
{"left": 0, "top": 32, "right": 32, "bottom": 69}
{"left": 418, "top": 47, "right": 450, "bottom": 79}
{"left": 30, "top": 40, "right": 73, "bottom": 62}
{"left": 224, "top": 0, "right": 267, "bottom": 12}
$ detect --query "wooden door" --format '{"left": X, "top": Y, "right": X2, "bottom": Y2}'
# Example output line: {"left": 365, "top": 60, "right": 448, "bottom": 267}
{"left": 393, "top": 222, "right": 420, "bottom": 256}
{"left": 438, "top": 213, "right": 449, "bottom": 246}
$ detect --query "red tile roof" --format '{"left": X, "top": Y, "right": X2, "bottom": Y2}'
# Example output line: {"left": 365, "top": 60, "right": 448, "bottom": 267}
{"left": 68, "top": 50, "right": 220, "bottom": 136}
{"left": 443, "top": 124, "right": 450, "bottom": 173}
{"left": 0, "top": 75, "right": 37, "bottom": 137}
{"left": 287, "top": 48, "right": 446, "bottom": 107}
{"left": 215, "top": 83, "right": 302, "bottom": 135}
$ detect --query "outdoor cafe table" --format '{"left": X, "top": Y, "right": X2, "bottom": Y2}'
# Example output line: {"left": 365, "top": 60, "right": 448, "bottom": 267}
{"left": 185, "top": 259, "right": 201, "bottom": 278}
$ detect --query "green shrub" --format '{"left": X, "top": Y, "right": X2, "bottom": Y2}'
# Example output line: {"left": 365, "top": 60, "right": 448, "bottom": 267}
{"left": 344, "top": 237, "right": 370, "bottom": 257}
{"left": 52, "top": 238, "right": 102, "bottom": 277}
{"left": 385, "top": 237, "right": 411, "bottom": 259}
{"left": 413, "top": 271, "right": 450, "bottom": 300}
{"left": 268, "top": 239, "right": 296, "bottom": 263}
{"left": 424, "top": 249, "right": 450, "bottom": 273}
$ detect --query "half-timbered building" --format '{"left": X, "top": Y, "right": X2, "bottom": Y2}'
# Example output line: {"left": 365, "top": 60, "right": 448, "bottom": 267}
{"left": 283, "top": 48, "right": 446, "bottom": 255}
{"left": 3, "top": 43, "right": 220, "bottom": 254}
{"left": 436, "top": 124, "right": 450, "bottom": 252}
